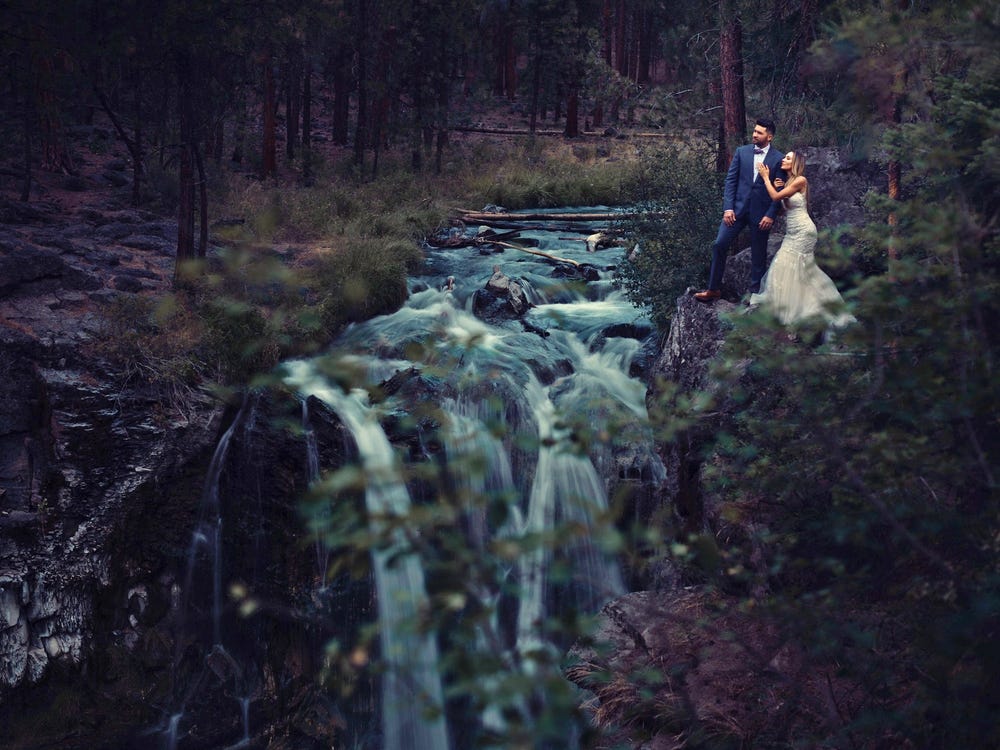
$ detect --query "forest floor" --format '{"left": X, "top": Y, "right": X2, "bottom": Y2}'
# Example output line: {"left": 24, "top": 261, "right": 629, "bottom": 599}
{"left": 0, "top": 98, "right": 685, "bottom": 377}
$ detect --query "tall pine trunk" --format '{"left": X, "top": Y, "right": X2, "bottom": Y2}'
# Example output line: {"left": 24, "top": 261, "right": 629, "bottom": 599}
{"left": 331, "top": 49, "right": 350, "bottom": 146}
{"left": 175, "top": 50, "right": 196, "bottom": 276}
{"left": 719, "top": 0, "right": 746, "bottom": 167}
{"left": 565, "top": 87, "right": 579, "bottom": 137}
{"left": 354, "top": 0, "right": 369, "bottom": 168}
{"left": 261, "top": 45, "right": 277, "bottom": 178}
{"left": 302, "top": 58, "right": 313, "bottom": 186}
{"left": 195, "top": 143, "right": 208, "bottom": 258}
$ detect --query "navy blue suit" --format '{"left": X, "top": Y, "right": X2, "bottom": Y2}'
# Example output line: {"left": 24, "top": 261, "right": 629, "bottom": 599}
{"left": 706, "top": 144, "right": 785, "bottom": 294}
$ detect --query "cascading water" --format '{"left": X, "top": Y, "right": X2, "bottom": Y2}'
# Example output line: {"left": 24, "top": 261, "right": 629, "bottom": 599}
{"left": 285, "top": 207, "right": 665, "bottom": 747}
{"left": 162, "top": 394, "right": 259, "bottom": 750}
{"left": 303, "top": 399, "right": 331, "bottom": 585}
{"left": 286, "top": 362, "right": 451, "bottom": 750}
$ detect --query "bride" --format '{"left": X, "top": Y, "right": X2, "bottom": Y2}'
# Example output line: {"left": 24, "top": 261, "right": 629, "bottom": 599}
{"left": 750, "top": 151, "right": 856, "bottom": 328}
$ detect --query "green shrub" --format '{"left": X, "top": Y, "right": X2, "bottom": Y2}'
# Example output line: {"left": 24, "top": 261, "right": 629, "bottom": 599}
{"left": 314, "top": 237, "right": 419, "bottom": 330}
{"left": 665, "top": 35, "right": 1000, "bottom": 746}
{"left": 614, "top": 141, "right": 722, "bottom": 327}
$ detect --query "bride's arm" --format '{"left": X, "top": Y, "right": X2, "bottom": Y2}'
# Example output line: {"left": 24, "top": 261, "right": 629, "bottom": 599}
{"left": 758, "top": 165, "right": 805, "bottom": 200}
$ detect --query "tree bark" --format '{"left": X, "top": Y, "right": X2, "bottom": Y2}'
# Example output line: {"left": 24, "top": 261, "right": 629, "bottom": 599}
{"left": 262, "top": 46, "right": 277, "bottom": 178}
{"left": 565, "top": 87, "right": 579, "bottom": 138}
{"left": 503, "top": 14, "right": 517, "bottom": 100}
{"left": 302, "top": 58, "right": 313, "bottom": 186}
{"left": 331, "top": 48, "right": 350, "bottom": 146}
{"left": 285, "top": 48, "right": 302, "bottom": 160}
{"left": 602, "top": 0, "right": 613, "bottom": 65}
{"left": 354, "top": 0, "right": 369, "bottom": 167}
{"left": 615, "top": 0, "right": 626, "bottom": 74}
{"left": 21, "top": 94, "right": 33, "bottom": 202}
{"left": 636, "top": 3, "right": 652, "bottom": 85}
{"left": 719, "top": 0, "right": 746, "bottom": 166}
{"left": 195, "top": 142, "right": 208, "bottom": 258}
{"left": 175, "top": 50, "right": 196, "bottom": 272}
{"left": 529, "top": 54, "right": 542, "bottom": 134}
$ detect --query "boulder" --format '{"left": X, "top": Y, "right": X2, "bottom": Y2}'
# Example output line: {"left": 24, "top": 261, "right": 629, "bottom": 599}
{"left": 473, "top": 265, "right": 531, "bottom": 320}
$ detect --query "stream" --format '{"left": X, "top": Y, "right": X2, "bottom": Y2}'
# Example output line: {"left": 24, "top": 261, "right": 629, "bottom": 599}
{"left": 167, "top": 208, "right": 666, "bottom": 749}
{"left": 286, "top": 208, "right": 666, "bottom": 748}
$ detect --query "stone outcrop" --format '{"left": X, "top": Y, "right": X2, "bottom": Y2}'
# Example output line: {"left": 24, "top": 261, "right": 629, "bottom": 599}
{"left": 567, "top": 147, "right": 884, "bottom": 746}
{"left": 472, "top": 264, "right": 531, "bottom": 320}
{"left": 0, "top": 197, "right": 223, "bottom": 699}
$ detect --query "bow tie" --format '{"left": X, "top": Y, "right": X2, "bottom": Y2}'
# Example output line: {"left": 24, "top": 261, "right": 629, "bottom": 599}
{"left": 754, "top": 147, "right": 765, "bottom": 154}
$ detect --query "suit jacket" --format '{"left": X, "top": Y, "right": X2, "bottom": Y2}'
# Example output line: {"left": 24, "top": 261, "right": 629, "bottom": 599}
{"left": 722, "top": 144, "right": 785, "bottom": 222}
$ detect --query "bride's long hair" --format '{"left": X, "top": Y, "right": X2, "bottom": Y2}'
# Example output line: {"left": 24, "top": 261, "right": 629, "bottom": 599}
{"left": 786, "top": 150, "right": 808, "bottom": 206}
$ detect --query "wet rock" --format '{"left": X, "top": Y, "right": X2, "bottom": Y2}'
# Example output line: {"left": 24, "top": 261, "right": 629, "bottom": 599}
{"left": 473, "top": 265, "right": 531, "bottom": 321}
{"left": 552, "top": 261, "right": 601, "bottom": 282}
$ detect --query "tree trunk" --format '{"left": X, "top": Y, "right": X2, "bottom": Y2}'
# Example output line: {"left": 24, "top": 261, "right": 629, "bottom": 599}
{"left": 778, "top": 0, "right": 818, "bottom": 101}
{"left": 331, "top": 48, "right": 350, "bottom": 146}
{"left": 886, "top": 63, "right": 905, "bottom": 261}
{"left": 21, "top": 93, "right": 33, "bottom": 202}
{"left": 615, "top": 0, "right": 626, "bottom": 75}
{"left": 176, "top": 51, "right": 196, "bottom": 272}
{"left": 602, "top": 0, "right": 613, "bottom": 65}
{"left": 94, "top": 86, "right": 145, "bottom": 207}
{"left": 565, "top": 87, "right": 579, "bottom": 138}
{"left": 195, "top": 142, "right": 208, "bottom": 258}
{"left": 262, "top": 46, "right": 277, "bottom": 178}
{"left": 285, "top": 44, "right": 302, "bottom": 160}
{"left": 302, "top": 58, "right": 313, "bottom": 186}
{"left": 719, "top": 0, "right": 746, "bottom": 166}
{"left": 636, "top": 4, "right": 652, "bottom": 85}
{"left": 504, "top": 16, "right": 517, "bottom": 100}
{"left": 529, "top": 54, "right": 541, "bottom": 134}
{"left": 354, "top": 0, "right": 369, "bottom": 168}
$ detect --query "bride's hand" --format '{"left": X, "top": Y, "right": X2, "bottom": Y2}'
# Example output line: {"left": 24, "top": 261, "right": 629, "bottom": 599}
{"left": 757, "top": 163, "right": 770, "bottom": 178}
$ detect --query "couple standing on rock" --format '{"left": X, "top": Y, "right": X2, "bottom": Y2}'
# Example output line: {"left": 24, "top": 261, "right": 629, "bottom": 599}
{"left": 694, "top": 118, "right": 855, "bottom": 329}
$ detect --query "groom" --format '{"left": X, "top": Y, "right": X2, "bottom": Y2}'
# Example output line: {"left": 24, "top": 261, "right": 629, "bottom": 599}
{"left": 694, "top": 118, "right": 784, "bottom": 302}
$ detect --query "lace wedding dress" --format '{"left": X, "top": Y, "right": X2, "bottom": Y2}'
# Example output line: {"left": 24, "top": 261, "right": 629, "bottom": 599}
{"left": 749, "top": 191, "right": 855, "bottom": 327}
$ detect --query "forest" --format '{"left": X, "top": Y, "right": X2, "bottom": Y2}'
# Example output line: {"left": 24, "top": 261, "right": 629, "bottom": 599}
{"left": 0, "top": 0, "right": 998, "bottom": 749}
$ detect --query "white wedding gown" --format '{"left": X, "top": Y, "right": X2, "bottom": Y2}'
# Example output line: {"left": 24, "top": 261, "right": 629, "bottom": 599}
{"left": 750, "top": 191, "right": 855, "bottom": 327}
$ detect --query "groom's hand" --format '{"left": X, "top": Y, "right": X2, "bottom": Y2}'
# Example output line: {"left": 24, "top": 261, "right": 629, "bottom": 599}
{"left": 723, "top": 209, "right": 736, "bottom": 226}
{"left": 759, "top": 217, "right": 773, "bottom": 230}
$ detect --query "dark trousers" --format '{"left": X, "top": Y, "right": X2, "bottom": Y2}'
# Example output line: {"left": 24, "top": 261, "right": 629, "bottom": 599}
{"left": 707, "top": 213, "right": 772, "bottom": 294}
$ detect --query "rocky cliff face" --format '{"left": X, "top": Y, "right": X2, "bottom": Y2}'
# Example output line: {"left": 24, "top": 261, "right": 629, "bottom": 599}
{"left": 0, "top": 189, "right": 236, "bottom": 746}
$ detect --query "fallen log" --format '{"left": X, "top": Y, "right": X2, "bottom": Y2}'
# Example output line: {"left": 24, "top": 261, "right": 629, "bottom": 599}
{"left": 491, "top": 240, "right": 580, "bottom": 267}
{"left": 456, "top": 209, "right": 665, "bottom": 223}
{"left": 457, "top": 209, "right": 626, "bottom": 222}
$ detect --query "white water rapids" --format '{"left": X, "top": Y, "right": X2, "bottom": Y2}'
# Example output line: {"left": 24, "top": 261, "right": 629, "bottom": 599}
{"left": 285, "top": 209, "right": 664, "bottom": 749}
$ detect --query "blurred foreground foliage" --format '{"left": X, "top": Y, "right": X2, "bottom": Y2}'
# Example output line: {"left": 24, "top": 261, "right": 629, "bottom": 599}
{"left": 645, "top": 10, "right": 999, "bottom": 747}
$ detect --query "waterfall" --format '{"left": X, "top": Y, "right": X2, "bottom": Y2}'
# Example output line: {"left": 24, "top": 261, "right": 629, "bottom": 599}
{"left": 303, "top": 399, "right": 330, "bottom": 585}
{"left": 517, "top": 376, "right": 626, "bottom": 663}
{"left": 164, "top": 712, "right": 182, "bottom": 750}
{"left": 284, "top": 207, "right": 665, "bottom": 747}
{"left": 181, "top": 394, "right": 255, "bottom": 647}
{"left": 165, "top": 394, "right": 257, "bottom": 750}
{"left": 286, "top": 361, "right": 450, "bottom": 750}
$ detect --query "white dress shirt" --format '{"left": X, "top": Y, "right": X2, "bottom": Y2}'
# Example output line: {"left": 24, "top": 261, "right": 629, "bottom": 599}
{"left": 753, "top": 144, "right": 769, "bottom": 182}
